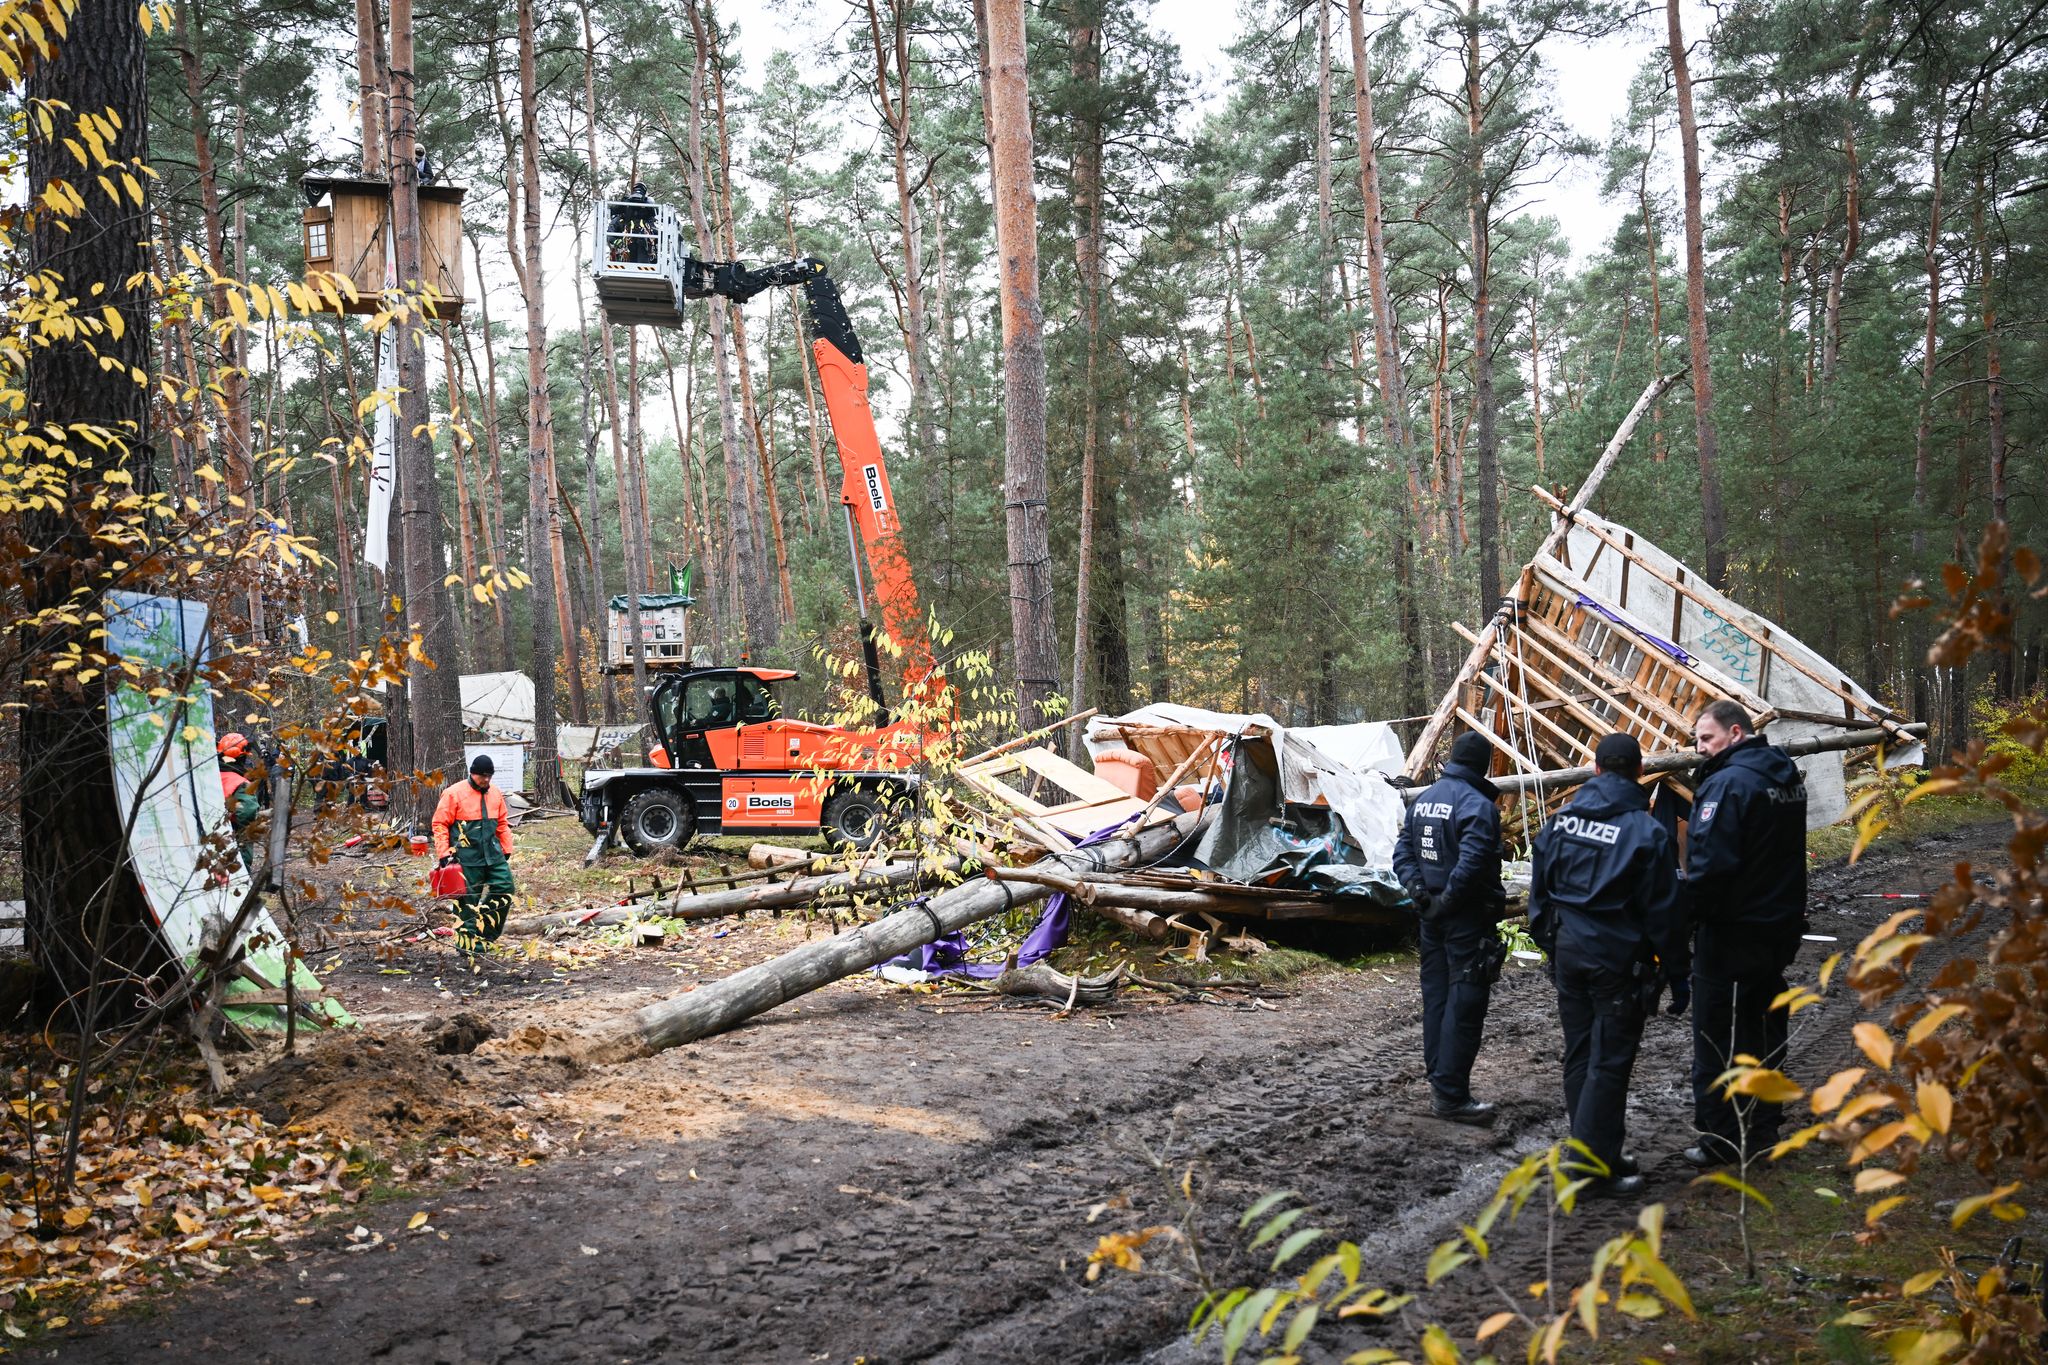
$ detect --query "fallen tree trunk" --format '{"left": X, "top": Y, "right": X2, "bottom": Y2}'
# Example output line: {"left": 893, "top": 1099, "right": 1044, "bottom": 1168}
{"left": 1421, "top": 722, "right": 1929, "bottom": 801}
{"left": 576, "top": 811, "right": 1204, "bottom": 1060}
{"left": 509, "top": 856, "right": 947, "bottom": 934}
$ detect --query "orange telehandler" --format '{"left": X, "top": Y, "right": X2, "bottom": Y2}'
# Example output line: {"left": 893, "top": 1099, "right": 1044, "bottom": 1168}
{"left": 578, "top": 245, "right": 943, "bottom": 860}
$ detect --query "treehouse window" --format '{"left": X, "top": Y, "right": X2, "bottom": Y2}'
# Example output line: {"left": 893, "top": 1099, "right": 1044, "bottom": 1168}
{"left": 305, "top": 218, "right": 330, "bottom": 262}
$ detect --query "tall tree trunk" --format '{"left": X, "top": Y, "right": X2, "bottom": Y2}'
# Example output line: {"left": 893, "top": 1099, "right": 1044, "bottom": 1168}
{"left": 516, "top": 0, "right": 563, "bottom": 801}
{"left": 569, "top": 267, "right": 621, "bottom": 723}
{"left": 701, "top": 20, "right": 796, "bottom": 619}
{"left": 1912, "top": 104, "right": 1945, "bottom": 560}
{"left": 439, "top": 325, "right": 480, "bottom": 653}
{"left": 389, "top": 0, "right": 463, "bottom": 800}
{"left": 1463, "top": 0, "right": 1502, "bottom": 619}
{"left": 354, "top": 0, "right": 387, "bottom": 174}
{"left": 863, "top": 0, "right": 938, "bottom": 459}
{"left": 171, "top": 0, "right": 251, "bottom": 498}
{"left": 986, "top": 0, "right": 1058, "bottom": 730}
{"left": 1668, "top": 0, "right": 1728, "bottom": 588}
{"left": 1067, "top": 0, "right": 1104, "bottom": 752}
{"left": 621, "top": 329, "right": 654, "bottom": 735}
{"left": 1637, "top": 127, "right": 1665, "bottom": 462}
{"left": 1345, "top": 0, "right": 1421, "bottom": 506}
{"left": 459, "top": 267, "right": 514, "bottom": 670}
{"left": 1820, "top": 65, "right": 1867, "bottom": 385}
{"left": 681, "top": 1, "right": 778, "bottom": 655}
{"left": 785, "top": 207, "right": 833, "bottom": 527}
{"left": 22, "top": 0, "right": 159, "bottom": 1009}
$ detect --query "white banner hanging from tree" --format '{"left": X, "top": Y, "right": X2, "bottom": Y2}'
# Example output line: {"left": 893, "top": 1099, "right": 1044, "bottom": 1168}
{"left": 363, "top": 324, "right": 398, "bottom": 571}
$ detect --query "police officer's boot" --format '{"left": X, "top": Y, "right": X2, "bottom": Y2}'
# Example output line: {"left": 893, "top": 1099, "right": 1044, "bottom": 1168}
{"left": 1584, "top": 1172, "right": 1648, "bottom": 1199}
{"left": 1431, "top": 1098, "right": 1497, "bottom": 1127}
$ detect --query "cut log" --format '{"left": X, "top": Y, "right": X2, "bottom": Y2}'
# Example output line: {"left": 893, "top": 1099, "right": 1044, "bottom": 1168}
{"left": 576, "top": 810, "right": 1206, "bottom": 1060}
{"left": 747, "top": 842, "right": 821, "bottom": 869}
{"left": 508, "top": 857, "right": 950, "bottom": 934}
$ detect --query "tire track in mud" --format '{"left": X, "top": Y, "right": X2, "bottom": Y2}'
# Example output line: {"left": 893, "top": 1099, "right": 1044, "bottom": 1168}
{"left": 51, "top": 826, "right": 2008, "bottom": 1365}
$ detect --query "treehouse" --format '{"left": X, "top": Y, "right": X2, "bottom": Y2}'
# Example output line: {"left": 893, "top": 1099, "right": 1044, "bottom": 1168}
{"left": 300, "top": 175, "right": 466, "bottom": 319}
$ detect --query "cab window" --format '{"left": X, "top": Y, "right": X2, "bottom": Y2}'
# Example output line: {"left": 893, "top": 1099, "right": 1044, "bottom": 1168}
{"left": 680, "top": 676, "right": 739, "bottom": 729}
{"left": 736, "top": 676, "right": 778, "bottom": 723}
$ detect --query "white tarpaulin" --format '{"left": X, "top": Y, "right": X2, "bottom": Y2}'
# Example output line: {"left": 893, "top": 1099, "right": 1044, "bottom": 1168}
{"left": 1085, "top": 703, "right": 1409, "bottom": 864}
{"left": 461, "top": 671, "right": 537, "bottom": 738}
{"left": 1554, "top": 510, "right": 1920, "bottom": 826}
{"left": 458, "top": 672, "right": 642, "bottom": 759}
{"left": 362, "top": 327, "right": 396, "bottom": 571}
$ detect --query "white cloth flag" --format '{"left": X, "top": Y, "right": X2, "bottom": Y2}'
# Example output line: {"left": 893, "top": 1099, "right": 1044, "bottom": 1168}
{"left": 363, "top": 326, "right": 397, "bottom": 571}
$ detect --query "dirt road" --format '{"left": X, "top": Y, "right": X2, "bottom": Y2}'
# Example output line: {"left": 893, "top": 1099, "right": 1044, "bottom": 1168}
{"left": 51, "top": 825, "right": 2001, "bottom": 1364}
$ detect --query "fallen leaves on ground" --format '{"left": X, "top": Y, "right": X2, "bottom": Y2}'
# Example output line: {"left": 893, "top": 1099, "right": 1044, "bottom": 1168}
{"left": 0, "top": 1064, "right": 369, "bottom": 1344}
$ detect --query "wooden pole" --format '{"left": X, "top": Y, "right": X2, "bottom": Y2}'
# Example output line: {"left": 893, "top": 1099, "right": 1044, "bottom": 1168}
{"left": 1404, "top": 367, "right": 1687, "bottom": 776}
{"left": 576, "top": 811, "right": 1205, "bottom": 1060}
{"left": 1408, "top": 723, "right": 1928, "bottom": 801}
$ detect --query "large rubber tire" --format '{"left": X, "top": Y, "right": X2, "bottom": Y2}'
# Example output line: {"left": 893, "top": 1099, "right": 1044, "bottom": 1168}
{"left": 619, "top": 787, "right": 694, "bottom": 856}
{"left": 820, "top": 788, "right": 888, "bottom": 851}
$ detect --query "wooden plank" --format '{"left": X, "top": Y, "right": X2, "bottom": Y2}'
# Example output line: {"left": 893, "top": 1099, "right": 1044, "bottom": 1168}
{"left": 1006, "top": 747, "right": 1132, "bottom": 806}
{"left": 1472, "top": 668, "right": 1600, "bottom": 765}
{"left": 1514, "top": 610, "right": 1696, "bottom": 737}
{"left": 1455, "top": 617, "right": 1681, "bottom": 743}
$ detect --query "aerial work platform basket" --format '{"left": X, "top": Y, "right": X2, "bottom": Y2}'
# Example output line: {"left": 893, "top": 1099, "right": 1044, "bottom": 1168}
{"left": 590, "top": 199, "right": 688, "bottom": 327}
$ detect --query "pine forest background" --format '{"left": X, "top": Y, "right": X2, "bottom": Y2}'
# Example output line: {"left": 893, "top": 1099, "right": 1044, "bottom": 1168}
{"left": 150, "top": 0, "right": 2047, "bottom": 748}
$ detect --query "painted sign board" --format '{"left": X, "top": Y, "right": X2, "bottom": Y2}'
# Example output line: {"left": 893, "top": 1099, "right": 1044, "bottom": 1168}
{"left": 105, "top": 591, "right": 350, "bottom": 1032}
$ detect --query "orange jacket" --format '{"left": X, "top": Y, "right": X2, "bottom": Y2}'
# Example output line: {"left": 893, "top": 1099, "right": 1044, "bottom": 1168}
{"left": 432, "top": 777, "right": 513, "bottom": 859}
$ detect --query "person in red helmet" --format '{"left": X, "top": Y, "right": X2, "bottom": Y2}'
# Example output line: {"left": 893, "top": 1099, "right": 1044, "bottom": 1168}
{"left": 217, "top": 732, "right": 261, "bottom": 871}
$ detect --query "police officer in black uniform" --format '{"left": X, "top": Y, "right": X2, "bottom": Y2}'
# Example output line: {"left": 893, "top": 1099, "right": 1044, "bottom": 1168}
{"left": 1683, "top": 700, "right": 1808, "bottom": 1168}
{"left": 1529, "top": 733, "right": 1684, "bottom": 1197}
{"left": 1394, "top": 729, "right": 1507, "bottom": 1126}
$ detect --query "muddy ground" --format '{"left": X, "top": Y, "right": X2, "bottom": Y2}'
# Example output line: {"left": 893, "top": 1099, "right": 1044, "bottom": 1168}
{"left": 43, "top": 821, "right": 2016, "bottom": 1364}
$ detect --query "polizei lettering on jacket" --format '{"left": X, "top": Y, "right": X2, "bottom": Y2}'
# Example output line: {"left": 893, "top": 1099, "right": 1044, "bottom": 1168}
{"left": 1552, "top": 813, "right": 1622, "bottom": 846}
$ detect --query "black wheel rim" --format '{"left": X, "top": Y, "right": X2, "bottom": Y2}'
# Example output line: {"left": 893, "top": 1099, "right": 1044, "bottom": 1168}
{"left": 639, "top": 803, "right": 677, "bottom": 842}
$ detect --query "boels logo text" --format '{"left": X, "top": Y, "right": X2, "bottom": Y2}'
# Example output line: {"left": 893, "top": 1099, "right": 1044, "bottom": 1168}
{"left": 729, "top": 792, "right": 796, "bottom": 813}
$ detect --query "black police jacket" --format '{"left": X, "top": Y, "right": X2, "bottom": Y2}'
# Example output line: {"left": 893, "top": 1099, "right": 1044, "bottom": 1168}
{"left": 1392, "top": 761, "right": 1504, "bottom": 923}
{"left": 1686, "top": 736, "right": 1808, "bottom": 950}
{"left": 1529, "top": 771, "right": 1684, "bottom": 977}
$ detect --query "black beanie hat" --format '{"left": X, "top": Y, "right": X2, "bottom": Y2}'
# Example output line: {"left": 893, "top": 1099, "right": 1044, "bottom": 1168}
{"left": 469, "top": 753, "right": 495, "bottom": 777}
{"left": 1594, "top": 732, "right": 1643, "bottom": 776}
{"left": 1448, "top": 731, "right": 1493, "bottom": 773}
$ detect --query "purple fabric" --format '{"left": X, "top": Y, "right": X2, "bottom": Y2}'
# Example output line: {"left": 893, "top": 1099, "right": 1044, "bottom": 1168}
{"left": 885, "top": 822, "right": 1126, "bottom": 979}
{"left": 901, "top": 893, "right": 1072, "bottom": 980}
{"left": 1574, "top": 594, "right": 1693, "bottom": 665}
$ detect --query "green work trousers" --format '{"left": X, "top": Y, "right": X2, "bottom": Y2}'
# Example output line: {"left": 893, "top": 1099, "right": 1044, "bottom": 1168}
{"left": 454, "top": 853, "right": 514, "bottom": 951}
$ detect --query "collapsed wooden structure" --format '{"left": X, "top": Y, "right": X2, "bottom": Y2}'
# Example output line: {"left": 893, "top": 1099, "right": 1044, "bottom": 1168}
{"left": 1406, "top": 372, "right": 1917, "bottom": 836}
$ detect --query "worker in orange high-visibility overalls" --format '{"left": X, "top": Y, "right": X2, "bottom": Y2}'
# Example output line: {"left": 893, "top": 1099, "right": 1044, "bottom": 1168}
{"left": 432, "top": 754, "right": 516, "bottom": 954}
{"left": 217, "top": 732, "right": 262, "bottom": 871}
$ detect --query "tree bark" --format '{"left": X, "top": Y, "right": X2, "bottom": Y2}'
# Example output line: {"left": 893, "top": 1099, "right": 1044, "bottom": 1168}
{"left": 389, "top": 0, "right": 464, "bottom": 802}
{"left": 1820, "top": 65, "right": 1867, "bottom": 386}
{"left": 863, "top": 0, "right": 939, "bottom": 460}
{"left": 1668, "top": 0, "right": 1728, "bottom": 588}
{"left": 354, "top": 0, "right": 386, "bottom": 173}
{"left": 458, "top": 263, "right": 514, "bottom": 670}
{"left": 22, "top": 0, "right": 160, "bottom": 1009}
{"left": 1345, "top": 0, "right": 1420, "bottom": 505}
{"left": 1463, "top": 0, "right": 1502, "bottom": 620}
{"left": 517, "top": 0, "right": 563, "bottom": 802}
{"left": 577, "top": 813, "right": 1202, "bottom": 1059}
{"left": 679, "top": 3, "right": 779, "bottom": 656}
{"left": 171, "top": 0, "right": 251, "bottom": 498}
{"left": 986, "top": 0, "right": 1059, "bottom": 730}
{"left": 1912, "top": 105, "right": 1945, "bottom": 558}
{"left": 1067, "top": 0, "right": 1104, "bottom": 754}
